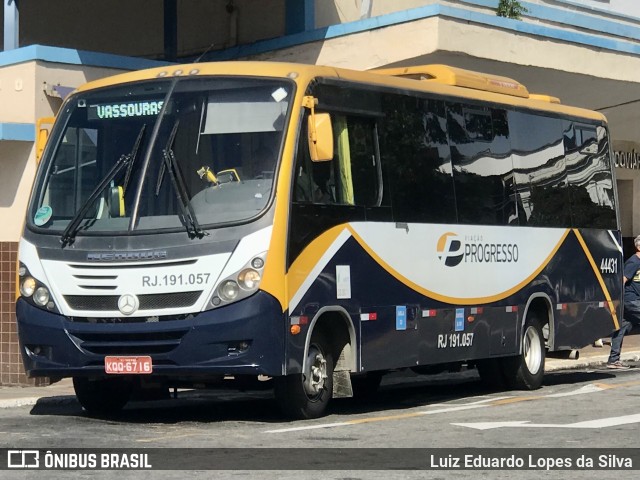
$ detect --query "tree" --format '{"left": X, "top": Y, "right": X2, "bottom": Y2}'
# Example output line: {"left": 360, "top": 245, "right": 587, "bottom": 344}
{"left": 496, "top": 0, "right": 528, "bottom": 20}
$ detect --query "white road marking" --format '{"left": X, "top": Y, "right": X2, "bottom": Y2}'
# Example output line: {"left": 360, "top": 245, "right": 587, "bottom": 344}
{"left": 265, "top": 422, "right": 351, "bottom": 434}
{"left": 453, "top": 413, "right": 640, "bottom": 430}
{"left": 545, "top": 384, "right": 605, "bottom": 397}
{"left": 264, "top": 382, "right": 638, "bottom": 434}
{"left": 265, "top": 402, "right": 510, "bottom": 433}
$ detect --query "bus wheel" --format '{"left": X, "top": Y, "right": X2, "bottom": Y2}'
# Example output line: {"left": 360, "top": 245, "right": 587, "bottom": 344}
{"left": 502, "top": 313, "right": 546, "bottom": 390}
{"left": 275, "top": 332, "right": 334, "bottom": 419}
{"left": 73, "top": 377, "right": 133, "bottom": 416}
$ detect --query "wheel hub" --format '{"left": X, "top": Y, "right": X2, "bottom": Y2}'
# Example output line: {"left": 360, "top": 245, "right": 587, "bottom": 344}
{"left": 523, "top": 325, "right": 542, "bottom": 374}
{"left": 303, "top": 347, "right": 327, "bottom": 397}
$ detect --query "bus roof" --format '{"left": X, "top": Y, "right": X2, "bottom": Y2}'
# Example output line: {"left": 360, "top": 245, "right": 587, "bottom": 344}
{"left": 74, "top": 61, "right": 606, "bottom": 123}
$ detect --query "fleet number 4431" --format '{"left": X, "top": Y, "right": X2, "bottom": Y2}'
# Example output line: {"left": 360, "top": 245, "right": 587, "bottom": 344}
{"left": 600, "top": 257, "right": 618, "bottom": 274}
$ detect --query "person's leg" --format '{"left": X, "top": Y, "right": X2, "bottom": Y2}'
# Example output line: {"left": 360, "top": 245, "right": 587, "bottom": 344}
{"left": 608, "top": 318, "right": 632, "bottom": 364}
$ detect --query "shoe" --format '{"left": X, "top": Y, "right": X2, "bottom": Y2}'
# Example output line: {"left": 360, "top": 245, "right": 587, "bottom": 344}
{"left": 593, "top": 339, "right": 604, "bottom": 347}
{"left": 606, "top": 361, "right": 630, "bottom": 369}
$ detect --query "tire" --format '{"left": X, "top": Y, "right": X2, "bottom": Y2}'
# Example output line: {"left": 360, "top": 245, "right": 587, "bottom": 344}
{"left": 73, "top": 377, "right": 133, "bottom": 416}
{"left": 501, "top": 313, "right": 546, "bottom": 390}
{"left": 274, "top": 332, "right": 334, "bottom": 419}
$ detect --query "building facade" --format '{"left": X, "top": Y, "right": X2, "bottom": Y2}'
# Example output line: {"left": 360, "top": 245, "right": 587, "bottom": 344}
{"left": 1, "top": 0, "right": 640, "bottom": 384}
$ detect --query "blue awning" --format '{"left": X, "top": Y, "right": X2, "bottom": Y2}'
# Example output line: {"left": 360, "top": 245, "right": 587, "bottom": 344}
{"left": 0, "top": 123, "right": 35, "bottom": 142}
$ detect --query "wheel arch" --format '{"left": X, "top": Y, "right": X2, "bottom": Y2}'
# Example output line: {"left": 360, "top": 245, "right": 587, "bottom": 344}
{"left": 304, "top": 306, "right": 357, "bottom": 375}
{"left": 521, "top": 293, "right": 555, "bottom": 352}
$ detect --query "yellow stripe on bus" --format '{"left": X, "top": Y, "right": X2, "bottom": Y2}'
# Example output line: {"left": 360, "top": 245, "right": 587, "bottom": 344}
{"left": 285, "top": 225, "right": 352, "bottom": 307}
{"left": 572, "top": 229, "right": 620, "bottom": 330}
{"left": 346, "top": 225, "right": 570, "bottom": 305}
{"left": 285, "top": 223, "right": 571, "bottom": 307}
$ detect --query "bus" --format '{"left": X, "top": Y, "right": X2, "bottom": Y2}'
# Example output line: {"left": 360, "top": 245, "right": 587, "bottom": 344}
{"left": 16, "top": 61, "right": 622, "bottom": 419}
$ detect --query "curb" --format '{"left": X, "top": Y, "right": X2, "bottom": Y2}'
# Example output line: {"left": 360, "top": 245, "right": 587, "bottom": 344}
{"left": 0, "top": 396, "right": 49, "bottom": 409}
{"left": 545, "top": 351, "right": 640, "bottom": 372}
{"left": 0, "top": 394, "right": 76, "bottom": 409}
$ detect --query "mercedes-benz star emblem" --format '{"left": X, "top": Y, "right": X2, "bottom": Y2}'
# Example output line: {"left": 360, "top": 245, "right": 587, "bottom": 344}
{"left": 117, "top": 294, "right": 139, "bottom": 315}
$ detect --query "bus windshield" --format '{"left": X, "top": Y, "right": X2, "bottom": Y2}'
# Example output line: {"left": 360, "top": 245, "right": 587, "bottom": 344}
{"left": 31, "top": 76, "right": 293, "bottom": 235}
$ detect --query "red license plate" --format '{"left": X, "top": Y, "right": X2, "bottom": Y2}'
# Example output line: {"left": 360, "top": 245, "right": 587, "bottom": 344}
{"left": 104, "top": 356, "right": 153, "bottom": 374}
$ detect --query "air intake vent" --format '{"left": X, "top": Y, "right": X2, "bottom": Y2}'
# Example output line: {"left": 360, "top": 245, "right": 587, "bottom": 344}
{"left": 64, "top": 291, "right": 202, "bottom": 311}
{"left": 70, "top": 329, "right": 189, "bottom": 355}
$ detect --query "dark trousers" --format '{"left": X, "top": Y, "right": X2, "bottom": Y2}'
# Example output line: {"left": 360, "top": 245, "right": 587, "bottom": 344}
{"left": 609, "top": 300, "right": 640, "bottom": 363}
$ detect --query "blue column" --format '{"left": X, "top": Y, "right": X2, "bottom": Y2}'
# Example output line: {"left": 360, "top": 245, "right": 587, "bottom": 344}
{"left": 285, "top": 0, "right": 315, "bottom": 34}
{"left": 4, "top": 0, "right": 19, "bottom": 50}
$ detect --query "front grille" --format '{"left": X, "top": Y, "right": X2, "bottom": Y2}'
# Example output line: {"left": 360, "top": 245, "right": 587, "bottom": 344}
{"left": 70, "top": 329, "right": 189, "bottom": 355}
{"left": 64, "top": 291, "right": 202, "bottom": 311}
{"left": 67, "top": 259, "right": 198, "bottom": 291}
{"left": 68, "top": 313, "right": 195, "bottom": 323}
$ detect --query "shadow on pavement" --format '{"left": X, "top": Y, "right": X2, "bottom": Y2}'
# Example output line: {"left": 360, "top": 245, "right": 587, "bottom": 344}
{"left": 26, "top": 366, "right": 633, "bottom": 425}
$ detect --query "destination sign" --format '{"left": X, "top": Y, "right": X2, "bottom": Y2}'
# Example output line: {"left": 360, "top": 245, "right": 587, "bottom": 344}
{"left": 87, "top": 100, "right": 164, "bottom": 120}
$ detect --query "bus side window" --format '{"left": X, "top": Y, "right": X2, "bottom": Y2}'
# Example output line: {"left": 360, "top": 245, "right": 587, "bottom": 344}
{"left": 510, "top": 112, "right": 570, "bottom": 227}
{"left": 563, "top": 122, "right": 616, "bottom": 229}
{"left": 332, "top": 115, "right": 379, "bottom": 207}
{"left": 378, "top": 94, "right": 455, "bottom": 224}
{"left": 294, "top": 113, "right": 380, "bottom": 207}
{"left": 448, "top": 103, "right": 516, "bottom": 226}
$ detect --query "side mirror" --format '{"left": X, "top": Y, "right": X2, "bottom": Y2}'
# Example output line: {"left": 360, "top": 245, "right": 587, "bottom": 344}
{"left": 303, "top": 96, "right": 333, "bottom": 163}
{"left": 109, "top": 186, "right": 125, "bottom": 217}
{"left": 35, "top": 117, "right": 55, "bottom": 163}
{"left": 308, "top": 113, "right": 334, "bottom": 162}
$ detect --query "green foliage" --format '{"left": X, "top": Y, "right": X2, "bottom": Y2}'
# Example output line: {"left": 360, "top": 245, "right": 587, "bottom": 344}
{"left": 496, "top": 0, "right": 528, "bottom": 20}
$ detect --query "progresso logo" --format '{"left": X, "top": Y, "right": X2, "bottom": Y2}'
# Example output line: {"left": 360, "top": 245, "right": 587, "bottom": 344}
{"left": 436, "top": 232, "right": 519, "bottom": 267}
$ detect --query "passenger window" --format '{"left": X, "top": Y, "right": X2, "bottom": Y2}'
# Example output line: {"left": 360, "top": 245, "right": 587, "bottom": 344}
{"left": 378, "top": 94, "right": 456, "bottom": 224}
{"left": 564, "top": 122, "right": 616, "bottom": 229}
{"left": 510, "top": 112, "right": 570, "bottom": 227}
{"left": 463, "top": 108, "right": 494, "bottom": 142}
{"left": 448, "top": 103, "right": 516, "bottom": 226}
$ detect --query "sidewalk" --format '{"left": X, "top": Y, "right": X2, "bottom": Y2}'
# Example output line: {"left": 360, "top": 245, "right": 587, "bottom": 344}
{"left": 1, "top": 333, "right": 639, "bottom": 409}
{"left": 545, "top": 331, "right": 640, "bottom": 371}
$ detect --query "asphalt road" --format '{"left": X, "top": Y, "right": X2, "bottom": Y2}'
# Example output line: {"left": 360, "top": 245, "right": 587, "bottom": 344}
{"left": 1, "top": 364, "right": 640, "bottom": 479}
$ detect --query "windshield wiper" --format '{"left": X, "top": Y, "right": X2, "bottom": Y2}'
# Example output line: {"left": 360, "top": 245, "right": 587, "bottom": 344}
{"left": 155, "top": 120, "right": 206, "bottom": 239}
{"left": 60, "top": 125, "right": 146, "bottom": 247}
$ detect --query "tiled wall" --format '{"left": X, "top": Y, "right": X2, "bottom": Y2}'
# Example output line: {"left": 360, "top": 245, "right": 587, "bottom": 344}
{"left": 0, "top": 241, "right": 45, "bottom": 386}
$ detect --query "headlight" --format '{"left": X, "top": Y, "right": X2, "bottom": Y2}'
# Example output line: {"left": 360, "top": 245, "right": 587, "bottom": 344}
{"left": 17, "top": 264, "right": 59, "bottom": 313}
{"left": 20, "top": 277, "right": 36, "bottom": 297}
{"left": 33, "top": 287, "right": 50, "bottom": 306}
{"left": 238, "top": 269, "right": 261, "bottom": 290}
{"left": 208, "top": 253, "right": 267, "bottom": 309}
{"left": 219, "top": 280, "right": 240, "bottom": 301}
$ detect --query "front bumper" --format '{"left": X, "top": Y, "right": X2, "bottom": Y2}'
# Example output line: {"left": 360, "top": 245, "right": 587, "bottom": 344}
{"left": 15, "top": 292, "right": 286, "bottom": 378}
